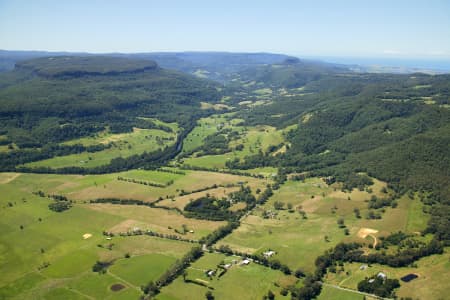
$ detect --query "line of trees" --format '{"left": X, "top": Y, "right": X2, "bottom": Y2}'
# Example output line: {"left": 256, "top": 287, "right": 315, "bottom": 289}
{"left": 33, "top": 191, "right": 72, "bottom": 212}
{"left": 179, "top": 164, "right": 266, "bottom": 179}
{"left": 117, "top": 176, "right": 172, "bottom": 188}
{"left": 141, "top": 247, "right": 203, "bottom": 297}
{"left": 200, "top": 221, "right": 240, "bottom": 246}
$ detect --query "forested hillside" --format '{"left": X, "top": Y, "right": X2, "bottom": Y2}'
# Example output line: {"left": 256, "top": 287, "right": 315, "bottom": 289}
{"left": 230, "top": 71, "right": 450, "bottom": 198}
{"left": 0, "top": 56, "right": 220, "bottom": 171}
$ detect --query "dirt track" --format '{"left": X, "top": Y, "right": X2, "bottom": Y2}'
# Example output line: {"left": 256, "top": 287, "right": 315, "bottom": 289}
{"left": 357, "top": 227, "right": 378, "bottom": 247}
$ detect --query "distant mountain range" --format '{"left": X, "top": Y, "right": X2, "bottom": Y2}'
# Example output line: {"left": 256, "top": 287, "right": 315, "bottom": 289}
{"left": 1, "top": 50, "right": 448, "bottom": 77}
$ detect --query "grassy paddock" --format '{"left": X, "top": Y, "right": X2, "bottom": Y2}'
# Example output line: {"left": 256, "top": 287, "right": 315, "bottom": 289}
{"left": 180, "top": 117, "right": 287, "bottom": 169}
{"left": 158, "top": 253, "right": 292, "bottom": 300}
{"left": 25, "top": 127, "right": 176, "bottom": 169}
{"left": 0, "top": 173, "right": 200, "bottom": 299}
{"left": 2, "top": 169, "right": 268, "bottom": 205}
{"left": 323, "top": 250, "right": 450, "bottom": 300}
{"left": 317, "top": 285, "right": 364, "bottom": 300}
{"left": 109, "top": 254, "right": 177, "bottom": 286}
{"left": 86, "top": 203, "right": 226, "bottom": 240}
{"left": 157, "top": 186, "right": 241, "bottom": 210}
{"left": 218, "top": 177, "right": 429, "bottom": 273}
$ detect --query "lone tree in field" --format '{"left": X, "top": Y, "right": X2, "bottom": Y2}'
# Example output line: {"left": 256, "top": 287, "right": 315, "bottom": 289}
{"left": 287, "top": 203, "right": 293, "bottom": 211}
{"left": 273, "top": 201, "right": 284, "bottom": 210}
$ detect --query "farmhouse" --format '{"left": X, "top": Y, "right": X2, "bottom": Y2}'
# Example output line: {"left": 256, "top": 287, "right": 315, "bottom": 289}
{"left": 242, "top": 259, "right": 251, "bottom": 265}
{"left": 263, "top": 250, "right": 276, "bottom": 258}
{"left": 377, "top": 272, "right": 387, "bottom": 280}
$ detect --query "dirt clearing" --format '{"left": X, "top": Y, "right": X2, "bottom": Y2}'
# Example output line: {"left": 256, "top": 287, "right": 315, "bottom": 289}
{"left": 357, "top": 228, "right": 378, "bottom": 247}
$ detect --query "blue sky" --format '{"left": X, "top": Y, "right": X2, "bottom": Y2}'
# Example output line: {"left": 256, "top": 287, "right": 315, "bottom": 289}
{"left": 1, "top": 0, "right": 449, "bottom": 59}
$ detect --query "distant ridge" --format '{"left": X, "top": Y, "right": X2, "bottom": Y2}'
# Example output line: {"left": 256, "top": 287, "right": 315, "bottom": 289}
{"left": 16, "top": 56, "right": 159, "bottom": 78}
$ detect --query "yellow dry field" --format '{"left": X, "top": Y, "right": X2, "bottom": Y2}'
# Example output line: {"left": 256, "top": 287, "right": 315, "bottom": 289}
{"left": 85, "top": 203, "right": 226, "bottom": 240}
{"left": 229, "top": 202, "right": 247, "bottom": 212}
{"left": 0, "top": 172, "right": 21, "bottom": 184}
{"left": 41, "top": 170, "right": 269, "bottom": 204}
{"left": 158, "top": 186, "right": 241, "bottom": 210}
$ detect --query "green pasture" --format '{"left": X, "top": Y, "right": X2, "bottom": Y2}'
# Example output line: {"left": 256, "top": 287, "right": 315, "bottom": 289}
{"left": 217, "top": 212, "right": 347, "bottom": 273}
{"left": 181, "top": 115, "right": 238, "bottom": 153}
{"left": 1, "top": 169, "right": 267, "bottom": 206}
{"left": 182, "top": 124, "right": 285, "bottom": 169}
{"left": 317, "top": 285, "right": 363, "bottom": 300}
{"left": 0, "top": 172, "right": 201, "bottom": 300}
{"left": 324, "top": 250, "right": 450, "bottom": 300}
{"left": 218, "top": 177, "right": 430, "bottom": 273}
{"left": 25, "top": 127, "right": 176, "bottom": 169}
{"left": 109, "top": 254, "right": 177, "bottom": 286}
{"left": 158, "top": 253, "right": 293, "bottom": 300}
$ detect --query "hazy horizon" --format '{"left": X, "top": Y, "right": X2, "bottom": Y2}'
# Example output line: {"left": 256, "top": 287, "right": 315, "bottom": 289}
{"left": 1, "top": 0, "right": 450, "bottom": 61}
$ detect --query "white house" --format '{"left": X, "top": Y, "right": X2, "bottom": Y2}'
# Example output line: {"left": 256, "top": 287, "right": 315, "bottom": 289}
{"left": 263, "top": 250, "right": 276, "bottom": 258}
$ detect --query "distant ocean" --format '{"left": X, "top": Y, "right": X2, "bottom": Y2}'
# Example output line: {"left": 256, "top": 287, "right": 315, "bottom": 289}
{"left": 301, "top": 56, "right": 450, "bottom": 73}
